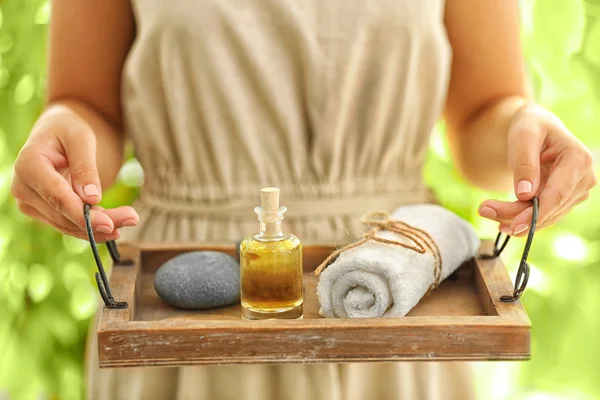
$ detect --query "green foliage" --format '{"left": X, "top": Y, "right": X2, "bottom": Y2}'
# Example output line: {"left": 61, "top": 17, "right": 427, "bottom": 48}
{"left": 0, "top": 1, "right": 137, "bottom": 399}
{"left": 426, "top": 1, "right": 600, "bottom": 399}
{"left": 0, "top": 0, "right": 599, "bottom": 399}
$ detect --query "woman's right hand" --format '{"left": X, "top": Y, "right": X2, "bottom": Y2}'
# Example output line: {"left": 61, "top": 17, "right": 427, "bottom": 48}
{"left": 10, "top": 104, "right": 139, "bottom": 242}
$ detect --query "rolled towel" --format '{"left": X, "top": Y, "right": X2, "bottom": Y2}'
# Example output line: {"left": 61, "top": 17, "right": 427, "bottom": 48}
{"left": 315, "top": 204, "right": 480, "bottom": 318}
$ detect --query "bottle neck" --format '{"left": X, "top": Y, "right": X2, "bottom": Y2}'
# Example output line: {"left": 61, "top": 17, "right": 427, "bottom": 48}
{"left": 260, "top": 220, "right": 283, "bottom": 237}
{"left": 255, "top": 206, "right": 286, "bottom": 238}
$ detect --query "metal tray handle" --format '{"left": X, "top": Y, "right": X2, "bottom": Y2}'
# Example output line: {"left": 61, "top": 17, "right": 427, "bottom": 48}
{"left": 84, "top": 203, "right": 131, "bottom": 309}
{"left": 479, "top": 196, "right": 538, "bottom": 302}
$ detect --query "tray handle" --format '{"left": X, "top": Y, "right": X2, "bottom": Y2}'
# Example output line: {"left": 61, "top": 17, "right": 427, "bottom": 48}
{"left": 84, "top": 203, "right": 131, "bottom": 309}
{"left": 478, "top": 196, "right": 538, "bottom": 303}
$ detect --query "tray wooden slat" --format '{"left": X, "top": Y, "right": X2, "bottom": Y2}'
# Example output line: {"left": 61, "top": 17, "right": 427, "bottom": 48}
{"left": 97, "top": 241, "right": 531, "bottom": 368}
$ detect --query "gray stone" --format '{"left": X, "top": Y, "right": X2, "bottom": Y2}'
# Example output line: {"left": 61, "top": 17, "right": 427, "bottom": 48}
{"left": 154, "top": 251, "right": 240, "bottom": 310}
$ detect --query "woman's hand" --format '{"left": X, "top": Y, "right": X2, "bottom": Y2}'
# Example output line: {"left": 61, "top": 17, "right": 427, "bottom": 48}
{"left": 477, "top": 103, "right": 597, "bottom": 237}
{"left": 10, "top": 105, "right": 139, "bottom": 242}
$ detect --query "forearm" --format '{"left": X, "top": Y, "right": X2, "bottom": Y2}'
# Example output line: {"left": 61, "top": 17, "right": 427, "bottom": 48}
{"left": 445, "top": 96, "right": 528, "bottom": 192}
{"left": 42, "top": 98, "right": 126, "bottom": 189}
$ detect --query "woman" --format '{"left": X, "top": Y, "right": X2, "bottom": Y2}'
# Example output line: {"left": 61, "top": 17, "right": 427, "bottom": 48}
{"left": 11, "top": 0, "right": 596, "bottom": 399}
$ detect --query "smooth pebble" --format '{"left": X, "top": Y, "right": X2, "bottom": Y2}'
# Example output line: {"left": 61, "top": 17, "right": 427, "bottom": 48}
{"left": 154, "top": 251, "right": 240, "bottom": 310}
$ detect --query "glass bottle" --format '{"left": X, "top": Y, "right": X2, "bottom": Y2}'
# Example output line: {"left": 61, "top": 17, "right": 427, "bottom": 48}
{"left": 240, "top": 187, "right": 303, "bottom": 320}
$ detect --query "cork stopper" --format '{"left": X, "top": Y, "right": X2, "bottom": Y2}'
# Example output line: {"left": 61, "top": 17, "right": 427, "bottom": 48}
{"left": 256, "top": 187, "right": 286, "bottom": 235}
{"left": 260, "top": 187, "right": 280, "bottom": 211}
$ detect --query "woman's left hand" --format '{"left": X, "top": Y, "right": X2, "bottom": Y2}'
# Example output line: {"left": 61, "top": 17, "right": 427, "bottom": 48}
{"left": 477, "top": 103, "right": 597, "bottom": 237}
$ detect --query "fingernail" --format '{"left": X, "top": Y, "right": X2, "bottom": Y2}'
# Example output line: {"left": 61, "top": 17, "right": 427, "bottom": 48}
{"left": 500, "top": 226, "right": 512, "bottom": 235}
{"left": 517, "top": 180, "right": 533, "bottom": 195}
{"left": 513, "top": 224, "right": 529, "bottom": 235}
{"left": 83, "top": 184, "right": 100, "bottom": 197}
{"left": 120, "top": 219, "right": 138, "bottom": 227}
{"left": 478, "top": 206, "right": 497, "bottom": 219}
{"left": 96, "top": 225, "right": 113, "bottom": 234}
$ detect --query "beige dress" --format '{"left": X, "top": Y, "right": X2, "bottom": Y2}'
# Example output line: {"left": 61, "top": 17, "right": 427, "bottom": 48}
{"left": 86, "top": 0, "right": 476, "bottom": 399}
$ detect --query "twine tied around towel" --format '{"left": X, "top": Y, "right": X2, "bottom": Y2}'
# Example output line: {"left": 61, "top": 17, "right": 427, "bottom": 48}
{"left": 313, "top": 211, "right": 443, "bottom": 295}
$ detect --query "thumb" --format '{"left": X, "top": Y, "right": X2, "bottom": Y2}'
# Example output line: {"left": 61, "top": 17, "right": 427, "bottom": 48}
{"left": 63, "top": 130, "right": 102, "bottom": 204}
{"left": 508, "top": 115, "right": 545, "bottom": 201}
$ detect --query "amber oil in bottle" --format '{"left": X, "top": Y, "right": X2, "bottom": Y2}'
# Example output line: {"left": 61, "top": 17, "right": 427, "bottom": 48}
{"left": 240, "top": 187, "right": 303, "bottom": 320}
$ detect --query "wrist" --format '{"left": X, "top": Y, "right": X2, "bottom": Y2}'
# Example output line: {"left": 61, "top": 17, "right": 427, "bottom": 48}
{"left": 449, "top": 96, "right": 530, "bottom": 192}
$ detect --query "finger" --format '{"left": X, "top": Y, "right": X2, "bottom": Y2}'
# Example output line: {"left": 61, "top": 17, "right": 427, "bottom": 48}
{"left": 504, "top": 201, "right": 571, "bottom": 236}
{"left": 13, "top": 180, "right": 78, "bottom": 231}
{"left": 61, "top": 129, "right": 102, "bottom": 205}
{"left": 72, "top": 227, "right": 121, "bottom": 243}
{"left": 535, "top": 186, "right": 590, "bottom": 231}
{"left": 478, "top": 199, "right": 531, "bottom": 223}
{"left": 508, "top": 114, "right": 545, "bottom": 201}
{"left": 102, "top": 206, "right": 140, "bottom": 228}
{"left": 17, "top": 202, "right": 120, "bottom": 242}
{"left": 16, "top": 201, "right": 69, "bottom": 230}
{"left": 506, "top": 153, "right": 586, "bottom": 235}
{"left": 499, "top": 220, "right": 544, "bottom": 237}
{"left": 13, "top": 177, "right": 115, "bottom": 234}
{"left": 533, "top": 152, "right": 585, "bottom": 226}
{"left": 501, "top": 186, "right": 589, "bottom": 237}
{"left": 17, "top": 152, "right": 115, "bottom": 231}
{"left": 497, "top": 205, "right": 533, "bottom": 236}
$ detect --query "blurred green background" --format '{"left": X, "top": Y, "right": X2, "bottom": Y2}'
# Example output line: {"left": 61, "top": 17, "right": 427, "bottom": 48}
{"left": 0, "top": 0, "right": 599, "bottom": 399}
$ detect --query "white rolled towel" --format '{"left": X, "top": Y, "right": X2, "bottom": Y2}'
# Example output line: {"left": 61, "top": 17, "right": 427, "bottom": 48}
{"left": 316, "top": 204, "right": 481, "bottom": 318}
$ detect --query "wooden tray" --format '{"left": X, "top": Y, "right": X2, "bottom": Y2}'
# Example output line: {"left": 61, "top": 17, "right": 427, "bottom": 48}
{"left": 97, "top": 241, "right": 531, "bottom": 368}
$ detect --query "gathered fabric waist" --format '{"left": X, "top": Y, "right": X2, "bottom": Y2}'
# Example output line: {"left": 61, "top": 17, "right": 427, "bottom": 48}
{"left": 136, "top": 186, "right": 437, "bottom": 219}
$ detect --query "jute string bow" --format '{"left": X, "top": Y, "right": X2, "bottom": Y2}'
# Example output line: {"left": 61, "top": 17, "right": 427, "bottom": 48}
{"left": 313, "top": 211, "right": 443, "bottom": 295}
